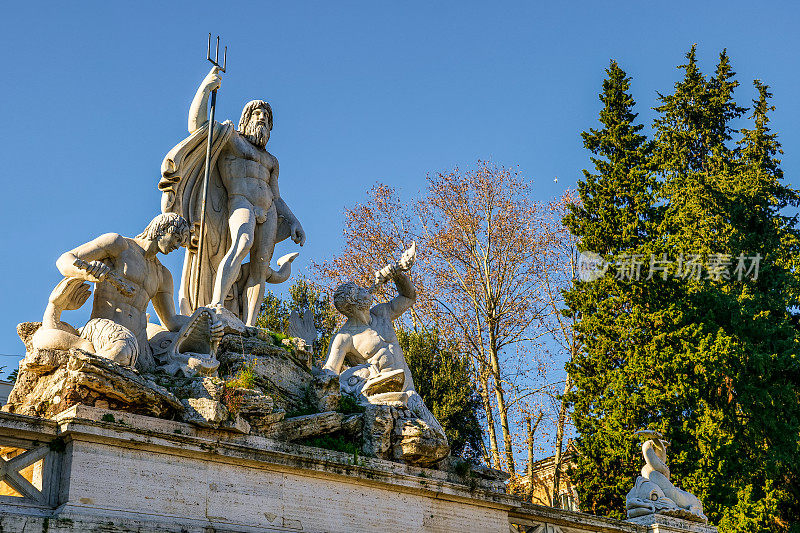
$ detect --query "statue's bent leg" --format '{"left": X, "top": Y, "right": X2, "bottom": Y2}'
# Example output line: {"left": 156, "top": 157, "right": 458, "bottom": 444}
{"left": 80, "top": 318, "right": 139, "bottom": 368}
{"left": 242, "top": 206, "right": 278, "bottom": 326}
{"left": 211, "top": 199, "right": 256, "bottom": 307}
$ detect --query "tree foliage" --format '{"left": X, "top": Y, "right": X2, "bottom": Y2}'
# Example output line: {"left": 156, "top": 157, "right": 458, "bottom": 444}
{"left": 566, "top": 52, "right": 800, "bottom": 531}
{"left": 416, "top": 163, "right": 555, "bottom": 474}
{"left": 564, "top": 59, "right": 663, "bottom": 517}
{"left": 256, "top": 277, "right": 339, "bottom": 361}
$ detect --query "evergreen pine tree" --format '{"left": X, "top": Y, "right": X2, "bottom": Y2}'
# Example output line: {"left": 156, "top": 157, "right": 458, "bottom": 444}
{"left": 563, "top": 60, "right": 661, "bottom": 518}
{"left": 654, "top": 47, "right": 746, "bottom": 255}
{"left": 568, "top": 49, "right": 800, "bottom": 530}
{"left": 706, "top": 80, "right": 800, "bottom": 531}
{"left": 653, "top": 50, "right": 800, "bottom": 531}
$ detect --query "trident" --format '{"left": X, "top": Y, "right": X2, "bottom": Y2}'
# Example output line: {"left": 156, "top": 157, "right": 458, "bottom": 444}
{"left": 193, "top": 34, "right": 227, "bottom": 308}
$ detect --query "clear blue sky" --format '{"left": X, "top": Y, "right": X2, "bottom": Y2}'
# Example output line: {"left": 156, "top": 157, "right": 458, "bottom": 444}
{"left": 2, "top": 1, "right": 799, "bottom": 377}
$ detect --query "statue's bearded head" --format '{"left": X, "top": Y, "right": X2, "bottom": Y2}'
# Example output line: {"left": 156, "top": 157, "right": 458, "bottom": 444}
{"left": 334, "top": 282, "right": 372, "bottom": 318}
{"left": 238, "top": 100, "right": 273, "bottom": 149}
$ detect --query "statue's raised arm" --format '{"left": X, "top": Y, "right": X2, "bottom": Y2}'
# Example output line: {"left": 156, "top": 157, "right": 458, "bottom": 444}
{"left": 188, "top": 66, "right": 222, "bottom": 132}
{"left": 372, "top": 242, "right": 416, "bottom": 320}
{"left": 383, "top": 269, "right": 416, "bottom": 320}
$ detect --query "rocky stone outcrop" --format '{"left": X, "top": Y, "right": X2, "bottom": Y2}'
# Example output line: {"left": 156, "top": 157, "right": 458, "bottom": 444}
{"left": 357, "top": 403, "right": 449, "bottom": 467}
{"left": 180, "top": 397, "right": 250, "bottom": 433}
{"left": 4, "top": 325, "right": 182, "bottom": 419}
{"left": 217, "top": 334, "right": 314, "bottom": 413}
{"left": 311, "top": 370, "right": 341, "bottom": 412}
{"left": 7, "top": 324, "right": 457, "bottom": 472}
{"left": 264, "top": 411, "right": 362, "bottom": 441}
{"left": 393, "top": 413, "right": 450, "bottom": 466}
{"left": 362, "top": 404, "right": 395, "bottom": 460}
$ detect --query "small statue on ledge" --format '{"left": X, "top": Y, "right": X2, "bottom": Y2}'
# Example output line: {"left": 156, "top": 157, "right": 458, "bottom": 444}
{"left": 626, "top": 429, "right": 708, "bottom": 523}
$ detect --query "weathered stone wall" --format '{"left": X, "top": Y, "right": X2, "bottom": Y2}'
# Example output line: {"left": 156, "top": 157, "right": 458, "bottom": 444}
{"left": 0, "top": 408, "right": 713, "bottom": 533}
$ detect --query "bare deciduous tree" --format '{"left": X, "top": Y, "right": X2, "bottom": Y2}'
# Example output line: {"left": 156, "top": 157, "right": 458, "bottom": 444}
{"left": 314, "top": 162, "right": 577, "bottom": 476}
{"left": 415, "top": 162, "right": 555, "bottom": 474}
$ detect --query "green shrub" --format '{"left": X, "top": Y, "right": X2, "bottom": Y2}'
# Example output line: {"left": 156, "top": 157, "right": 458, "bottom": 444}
{"left": 338, "top": 394, "right": 365, "bottom": 415}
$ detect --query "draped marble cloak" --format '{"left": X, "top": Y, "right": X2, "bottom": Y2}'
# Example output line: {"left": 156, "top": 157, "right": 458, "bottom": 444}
{"left": 158, "top": 120, "right": 295, "bottom": 320}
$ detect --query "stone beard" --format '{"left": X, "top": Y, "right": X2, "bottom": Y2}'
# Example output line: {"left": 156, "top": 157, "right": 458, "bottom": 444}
{"left": 243, "top": 120, "right": 269, "bottom": 148}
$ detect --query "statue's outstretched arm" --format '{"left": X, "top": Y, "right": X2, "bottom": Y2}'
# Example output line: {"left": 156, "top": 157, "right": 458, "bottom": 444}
{"left": 188, "top": 66, "right": 222, "bottom": 132}
{"left": 387, "top": 271, "right": 416, "bottom": 321}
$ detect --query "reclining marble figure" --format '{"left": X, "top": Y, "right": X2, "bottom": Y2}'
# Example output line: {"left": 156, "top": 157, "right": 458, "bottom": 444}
{"left": 322, "top": 244, "right": 448, "bottom": 445}
{"left": 159, "top": 66, "right": 305, "bottom": 326}
{"left": 626, "top": 430, "right": 708, "bottom": 523}
{"left": 32, "top": 213, "right": 222, "bottom": 373}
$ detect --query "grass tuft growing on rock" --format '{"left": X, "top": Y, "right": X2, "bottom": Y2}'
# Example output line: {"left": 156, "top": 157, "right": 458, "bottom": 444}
{"left": 297, "top": 433, "right": 360, "bottom": 456}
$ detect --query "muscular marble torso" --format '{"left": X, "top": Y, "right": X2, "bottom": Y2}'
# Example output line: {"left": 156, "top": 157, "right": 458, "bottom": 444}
{"left": 336, "top": 306, "right": 416, "bottom": 392}
{"left": 218, "top": 132, "right": 277, "bottom": 218}
{"left": 90, "top": 238, "right": 166, "bottom": 343}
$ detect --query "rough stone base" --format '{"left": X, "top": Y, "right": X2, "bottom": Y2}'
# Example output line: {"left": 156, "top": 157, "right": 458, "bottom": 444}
{"left": 3, "top": 345, "right": 181, "bottom": 419}
{"left": 217, "top": 334, "right": 314, "bottom": 413}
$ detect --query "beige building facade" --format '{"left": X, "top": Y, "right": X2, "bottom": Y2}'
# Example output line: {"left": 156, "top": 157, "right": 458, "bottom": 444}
{"left": 511, "top": 443, "right": 579, "bottom": 512}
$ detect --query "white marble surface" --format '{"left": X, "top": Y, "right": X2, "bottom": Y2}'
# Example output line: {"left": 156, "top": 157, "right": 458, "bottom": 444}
{"left": 159, "top": 66, "right": 304, "bottom": 326}
{"left": 626, "top": 431, "right": 707, "bottom": 523}
{"left": 0, "top": 407, "right": 706, "bottom": 533}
